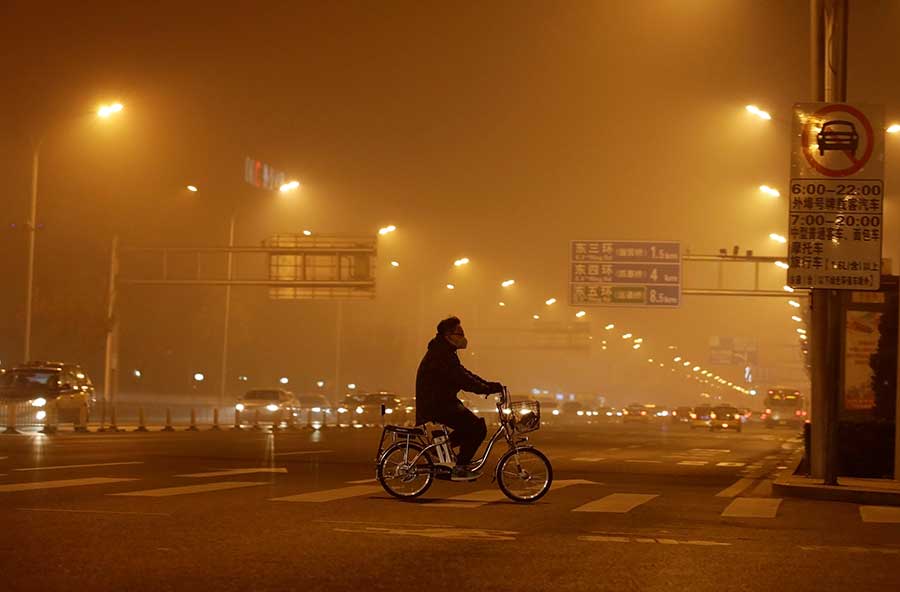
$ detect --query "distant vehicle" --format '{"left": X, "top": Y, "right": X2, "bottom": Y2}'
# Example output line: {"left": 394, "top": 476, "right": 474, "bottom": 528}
{"left": 0, "top": 362, "right": 96, "bottom": 423}
{"left": 342, "top": 392, "right": 403, "bottom": 426}
{"left": 689, "top": 405, "right": 712, "bottom": 430}
{"left": 672, "top": 406, "right": 693, "bottom": 423}
{"left": 622, "top": 403, "right": 649, "bottom": 422}
{"left": 234, "top": 388, "right": 298, "bottom": 425}
{"left": 760, "top": 388, "right": 806, "bottom": 428}
{"left": 294, "top": 394, "right": 332, "bottom": 424}
{"left": 709, "top": 405, "right": 743, "bottom": 432}
{"left": 817, "top": 120, "right": 859, "bottom": 156}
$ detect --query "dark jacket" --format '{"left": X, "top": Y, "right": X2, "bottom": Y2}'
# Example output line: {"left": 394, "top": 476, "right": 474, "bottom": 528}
{"left": 415, "top": 336, "right": 500, "bottom": 424}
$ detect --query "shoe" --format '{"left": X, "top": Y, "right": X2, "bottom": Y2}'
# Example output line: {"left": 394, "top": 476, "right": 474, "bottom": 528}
{"left": 450, "top": 466, "right": 479, "bottom": 481}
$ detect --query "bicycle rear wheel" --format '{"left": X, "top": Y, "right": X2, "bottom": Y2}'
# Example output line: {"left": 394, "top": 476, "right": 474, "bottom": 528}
{"left": 496, "top": 446, "right": 552, "bottom": 503}
{"left": 377, "top": 442, "right": 434, "bottom": 499}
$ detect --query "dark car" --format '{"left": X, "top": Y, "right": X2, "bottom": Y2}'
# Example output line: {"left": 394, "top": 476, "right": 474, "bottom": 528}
{"left": 342, "top": 392, "right": 403, "bottom": 427}
{"left": 817, "top": 120, "right": 859, "bottom": 156}
{"left": 294, "top": 394, "right": 333, "bottom": 426}
{"left": 690, "top": 405, "right": 712, "bottom": 429}
{"left": 623, "top": 403, "right": 650, "bottom": 422}
{"left": 0, "top": 362, "right": 96, "bottom": 423}
{"left": 672, "top": 406, "right": 693, "bottom": 423}
{"left": 710, "top": 405, "right": 743, "bottom": 432}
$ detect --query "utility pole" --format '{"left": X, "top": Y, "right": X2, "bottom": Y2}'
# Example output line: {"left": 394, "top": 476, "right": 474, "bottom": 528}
{"left": 808, "top": 0, "right": 848, "bottom": 484}
{"left": 219, "top": 208, "right": 236, "bottom": 409}
{"left": 23, "top": 142, "right": 41, "bottom": 362}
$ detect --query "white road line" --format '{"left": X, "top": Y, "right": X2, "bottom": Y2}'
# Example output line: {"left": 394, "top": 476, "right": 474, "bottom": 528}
{"left": 573, "top": 493, "right": 658, "bottom": 513}
{"left": 0, "top": 477, "right": 138, "bottom": 493}
{"left": 572, "top": 457, "right": 605, "bottom": 462}
{"left": 428, "top": 479, "right": 597, "bottom": 509}
{"left": 273, "top": 450, "right": 333, "bottom": 457}
{"left": 110, "top": 481, "right": 265, "bottom": 497}
{"left": 721, "top": 497, "right": 782, "bottom": 518}
{"left": 346, "top": 478, "right": 377, "bottom": 484}
{"left": 715, "top": 462, "right": 746, "bottom": 467}
{"left": 691, "top": 448, "right": 731, "bottom": 454}
{"left": 800, "top": 545, "right": 900, "bottom": 555}
{"left": 14, "top": 461, "right": 144, "bottom": 472}
{"left": 678, "top": 461, "right": 709, "bottom": 466}
{"left": 270, "top": 484, "right": 381, "bottom": 503}
{"left": 625, "top": 460, "right": 662, "bottom": 464}
{"left": 860, "top": 506, "right": 900, "bottom": 524}
{"left": 176, "top": 468, "right": 287, "bottom": 478}
{"left": 579, "top": 534, "right": 731, "bottom": 546}
{"left": 18, "top": 507, "right": 170, "bottom": 517}
{"left": 715, "top": 478, "right": 756, "bottom": 498}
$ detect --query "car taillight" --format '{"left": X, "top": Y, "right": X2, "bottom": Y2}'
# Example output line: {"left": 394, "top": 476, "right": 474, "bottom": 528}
{"left": 689, "top": 412, "right": 697, "bottom": 419}
{"left": 795, "top": 410, "right": 802, "bottom": 416}
{"left": 765, "top": 408, "right": 772, "bottom": 414}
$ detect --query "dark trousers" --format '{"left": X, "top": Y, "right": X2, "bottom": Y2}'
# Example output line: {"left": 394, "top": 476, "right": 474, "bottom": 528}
{"left": 433, "top": 404, "right": 487, "bottom": 466}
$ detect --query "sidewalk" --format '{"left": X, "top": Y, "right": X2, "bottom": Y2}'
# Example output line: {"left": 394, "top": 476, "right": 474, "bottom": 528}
{"left": 773, "top": 454, "right": 900, "bottom": 506}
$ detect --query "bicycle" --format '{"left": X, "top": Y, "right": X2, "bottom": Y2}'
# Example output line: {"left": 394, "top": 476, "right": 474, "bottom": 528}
{"left": 375, "top": 387, "right": 553, "bottom": 502}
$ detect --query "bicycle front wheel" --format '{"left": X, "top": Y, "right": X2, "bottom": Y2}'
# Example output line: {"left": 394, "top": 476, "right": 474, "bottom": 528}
{"left": 496, "top": 446, "right": 552, "bottom": 503}
{"left": 377, "top": 442, "right": 434, "bottom": 499}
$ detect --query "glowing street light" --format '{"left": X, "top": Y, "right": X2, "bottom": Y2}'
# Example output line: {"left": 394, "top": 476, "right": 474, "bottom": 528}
{"left": 545, "top": 297, "right": 557, "bottom": 306}
{"left": 302, "top": 229, "right": 312, "bottom": 236}
{"left": 348, "top": 383, "right": 357, "bottom": 390}
{"left": 783, "top": 285, "right": 795, "bottom": 293}
{"left": 390, "top": 260, "right": 400, "bottom": 267}
{"left": 446, "top": 283, "right": 455, "bottom": 290}
{"left": 453, "top": 257, "right": 470, "bottom": 267}
{"left": 279, "top": 377, "right": 289, "bottom": 385}
{"left": 97, "top": 102, "right": 124, "bottom": 118}
{"left": 378, "top": 225, "right": 397, "bottom": 236}
{"left": 575, "top": 310, "right": 586, "bottom": 318}
{"left": 759, "top": 185, "right": 781, "bottom": 197}
{"left": 498, "top": 301, "right": 506, "bottom": 307}
{"left": 791, "top": 315, "right": 802, "bottom": 322}
{"left": 788, "top": 300, "right": 801, "bottom": 308}
{"left": 316, "top": 380, "right": 326, "bottom": 388}
{"left": 673, "top": 356, "right": 682, "bottom": 362}
{"left": 133, "top": 369, "right": 142, "bottom": 378}
{"left": 622, "top": 333, "right": 633, "bottom": 339}
{"left": 501, "top": 279, "right": 516, "bottom": 288}
{"left": 532, "top": 314, "right": 540, "bottom": 320}
{"left": 193, "top": 373, "right": 205, "bottom": 382}
{"left": 632, "top": 344, "right": 641, "bottom": 350}
{"left": 745, "top": 105, "right": 772, "bottom": 120}
{"left": 278, "top": 180, "right": 301, "bottom": 193}
{"left": 186, "top": 185, "right": 199, "bottom": 193}
{"left": 769, "top": 233, "right": 787, "bottom": 243}
{"left": 887, "top": 124, "right": 900, "bottom": 134}
{"left": 604, "top": 323, "right": 615, "bottom": 330}
{"left": 797, "top": 328, "right": 807, "bottom": 335}
{"left": 775, "top": 261, "right": 789, "bottom": 269}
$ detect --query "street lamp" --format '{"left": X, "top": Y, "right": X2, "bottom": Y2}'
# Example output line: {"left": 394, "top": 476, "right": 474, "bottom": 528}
{"left": 378, "top": 225, "right": 397, "bottom": 236}
{"left": 501, "top": 279, "right": 515, "bottom": 288}
{"left": 186, "top": 185, "right": 199, "bottom": 192}
{"left": 23, "top": 101, "right": 124, "bottom": 363}
{"left": 390, "top": 260, "right": 400, "bottom": 267}
{"left": 279, "top": 180, "right": 300, "bottom": 193}
{"left": 759, "top": 185, "right": 780, "bottom": 197}
{"left": 769, "top": 233, "right": 787, "bottom": 243}
{"left": 545, "top": 298, "right": 557, "bottom": 305}
{"left": 279, "top": 377, "right": 289, "bottom": 385}
{"left": 745, "top": 105, "right": 772, "bottom": 120}
{"left": 453, "top": 257, "right": 470, "bottom": 267}
{"left": 887, "top": 124, "right": 900, "bottom": 134}
{"left": 193, "top": 373, "right": 205, "bottom": 382}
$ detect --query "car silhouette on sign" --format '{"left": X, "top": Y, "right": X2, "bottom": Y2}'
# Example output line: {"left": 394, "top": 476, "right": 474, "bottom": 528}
{"left": 817, "top": 120, "right": 859, "bottom": 156}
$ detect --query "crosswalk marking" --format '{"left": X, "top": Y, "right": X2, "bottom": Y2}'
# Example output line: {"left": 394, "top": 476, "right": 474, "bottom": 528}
{"left": 270, "top": 485, "right": 381, "bottom": 503}
{"left": 346, "top": 478, "right": 377, "bottom": 484}
{"left": 14, "top": 461, "right": 144, "bottom": 472}
{"left": 678, "top": 461, "right": 709, "bottom": 466}
{"left": 273, "top": 450, "right": 334, "bottom": 457}
{"left": 110, "top": 481, "right": 266, "bottom": 497}
{"left": 176, "top": 468, "right": 287, "bottom": 478}
{"left": 573, "top": 493, "right": 658, "bottom": 513}
{"left": 625, "top": 460, "right": 662, "bottom": 464}
{"left": 721, "top": 497, "right": 782, "bottom": 518}
{"left": 428, "top": 489, "right": 507, "bottom": 508}
{"left": 715, "top": 462, "right": 746, "bottom": 467}
{"left": 572, "top": 457, "right": 605, "bottom": 462}
{"left": 716, "top": 478, "right": 756, "bottom": 498}
{"left": 860, "top": 506, "right": 900, "bottom": 524}
{"left": 0, "top": 477, "right": 138, "bottom": 493}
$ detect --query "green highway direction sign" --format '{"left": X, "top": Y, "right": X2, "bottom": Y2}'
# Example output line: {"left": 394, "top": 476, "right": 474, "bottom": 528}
{"left": 570, "top": 240, "right": 681, "bottom": 308}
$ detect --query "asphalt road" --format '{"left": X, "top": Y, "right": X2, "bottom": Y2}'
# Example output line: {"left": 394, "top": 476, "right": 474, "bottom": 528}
{"left": 1, "top": 421, "right": 898, "bottom": 592}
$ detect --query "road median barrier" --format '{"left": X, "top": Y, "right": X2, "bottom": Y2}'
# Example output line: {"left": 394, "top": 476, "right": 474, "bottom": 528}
{"left": 135, "top": 407, "right": 149, "bottom": 432}
{"left": 161, "top": 408, "right": 175, "bottom": 432}
{"left": 3, "top": 402, "right": 21, "bottom": 435}
{"left": 210, "top": 408, "right": 221, "bottom": 431}
{"left": 74, "top": 405, "right": 89, "bottom": 433}
{"left": 39, "top": 400, "right": 57, "bottom": 435}
{"left": 231, "top": 409, "right": 242, "bottom": 431}
{"left": 186, "top": 408, "right": 199, "bottom": 431}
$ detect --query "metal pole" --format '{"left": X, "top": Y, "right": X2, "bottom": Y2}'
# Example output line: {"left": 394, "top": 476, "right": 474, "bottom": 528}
{"left": 219, "top": 208, "right": 236, "bottom": 409}
{"left": 334, "top": 300, "right": 343, "bottom": 399}
{"left": 103, "top": 236, "right": 120, "bottom": 406}
{"left": 23, "top": 143, "right": 40, "bottom": 362}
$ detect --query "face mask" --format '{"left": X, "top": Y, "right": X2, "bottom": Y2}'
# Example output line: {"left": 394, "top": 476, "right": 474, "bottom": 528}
{"left": 447, "top": 334, "right": 468, "bottom": 350}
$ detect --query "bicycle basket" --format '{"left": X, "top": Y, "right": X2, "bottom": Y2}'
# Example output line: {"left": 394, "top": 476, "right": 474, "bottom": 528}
{"left": 507, "top": 400, "right": 541, "bottom": 433}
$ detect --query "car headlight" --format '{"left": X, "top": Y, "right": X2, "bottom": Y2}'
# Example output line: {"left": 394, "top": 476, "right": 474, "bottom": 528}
{"left": 551, "top": 409, "right": 560, "bottom": 416}
{"left": 384, "top": 407, "right": 394, "bottom": 414}
{"left": 338, "top": 407, "right": 348, "bottom": 414}
{"left": 36, "top": 410, "right": 47, "bottom": 420}
{"left": 576, "top": 410, "right": 584, "bottom": 416}
{"left": 710, "top": 413, "right": 717, "bottom": 419}
{"left": 31, "top": 397, "right": 47, "bottom": 408}
{"left": 355, "top": 406, "right": 364, "bottom": 414}
{"left": 311, "top": 407, "right": 321, "bottom": 413}
{"left": 266, "top": 404, "right": 279, "bottom": 412}
{"left": 235, "top": 403, "right": 245, "bottom": 412}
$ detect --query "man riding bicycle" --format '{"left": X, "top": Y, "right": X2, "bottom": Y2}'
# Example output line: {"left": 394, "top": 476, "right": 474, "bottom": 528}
{"left": 416, "top": 316, "right": 504, "bottom": 481}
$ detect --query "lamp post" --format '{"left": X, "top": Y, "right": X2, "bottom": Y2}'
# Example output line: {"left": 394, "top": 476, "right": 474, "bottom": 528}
{"left": 23, "top": 102, "right": 124, "bottom": 362}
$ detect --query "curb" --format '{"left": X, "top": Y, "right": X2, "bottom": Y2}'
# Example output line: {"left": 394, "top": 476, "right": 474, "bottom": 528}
{"left": 773, "top": 453, "right": 900, "bottom": 507}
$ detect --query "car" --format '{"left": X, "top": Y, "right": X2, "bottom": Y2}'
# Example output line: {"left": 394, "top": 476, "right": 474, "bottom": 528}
{"left": 817, "top": 119, "right": 859, "bottom": 156}
{"left": 709, "top": 405, "right": 743, "bottom": 432}
{"left": 294, "top": 393, "right": 332, "bottom": 426}
{"left": 689, "top": 405, "right": 712, "bottom": 429}
{"left": 0, "top": 362, "right": 96, "bottom": 423}
{"left": 234, "top": 388, "right": 298, "bottom": 425}
{"left": 672, "top": 406, "right": 693, "bottom": 423}
{"left": 342, "top": 392, "right": 403, "bottom": 427}
{"left": 622, "top": 403, "right": 650, "bottom": 422}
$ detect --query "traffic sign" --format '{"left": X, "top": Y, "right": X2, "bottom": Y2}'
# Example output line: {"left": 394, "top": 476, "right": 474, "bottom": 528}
{"left": 569, "top": 240, "right": 680, "bottom": 307}
{"left": 788, "top": 103, "right": 884, "bottom": 290}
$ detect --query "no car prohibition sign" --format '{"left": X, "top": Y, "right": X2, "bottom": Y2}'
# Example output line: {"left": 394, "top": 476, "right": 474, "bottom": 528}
{"left": 800, "top": 104, "right": 876, "bottom": 178}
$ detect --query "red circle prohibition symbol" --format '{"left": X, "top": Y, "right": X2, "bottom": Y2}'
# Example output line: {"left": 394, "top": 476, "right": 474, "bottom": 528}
{"left": 801, "top": 104, "right": 875, "bottom": 177}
